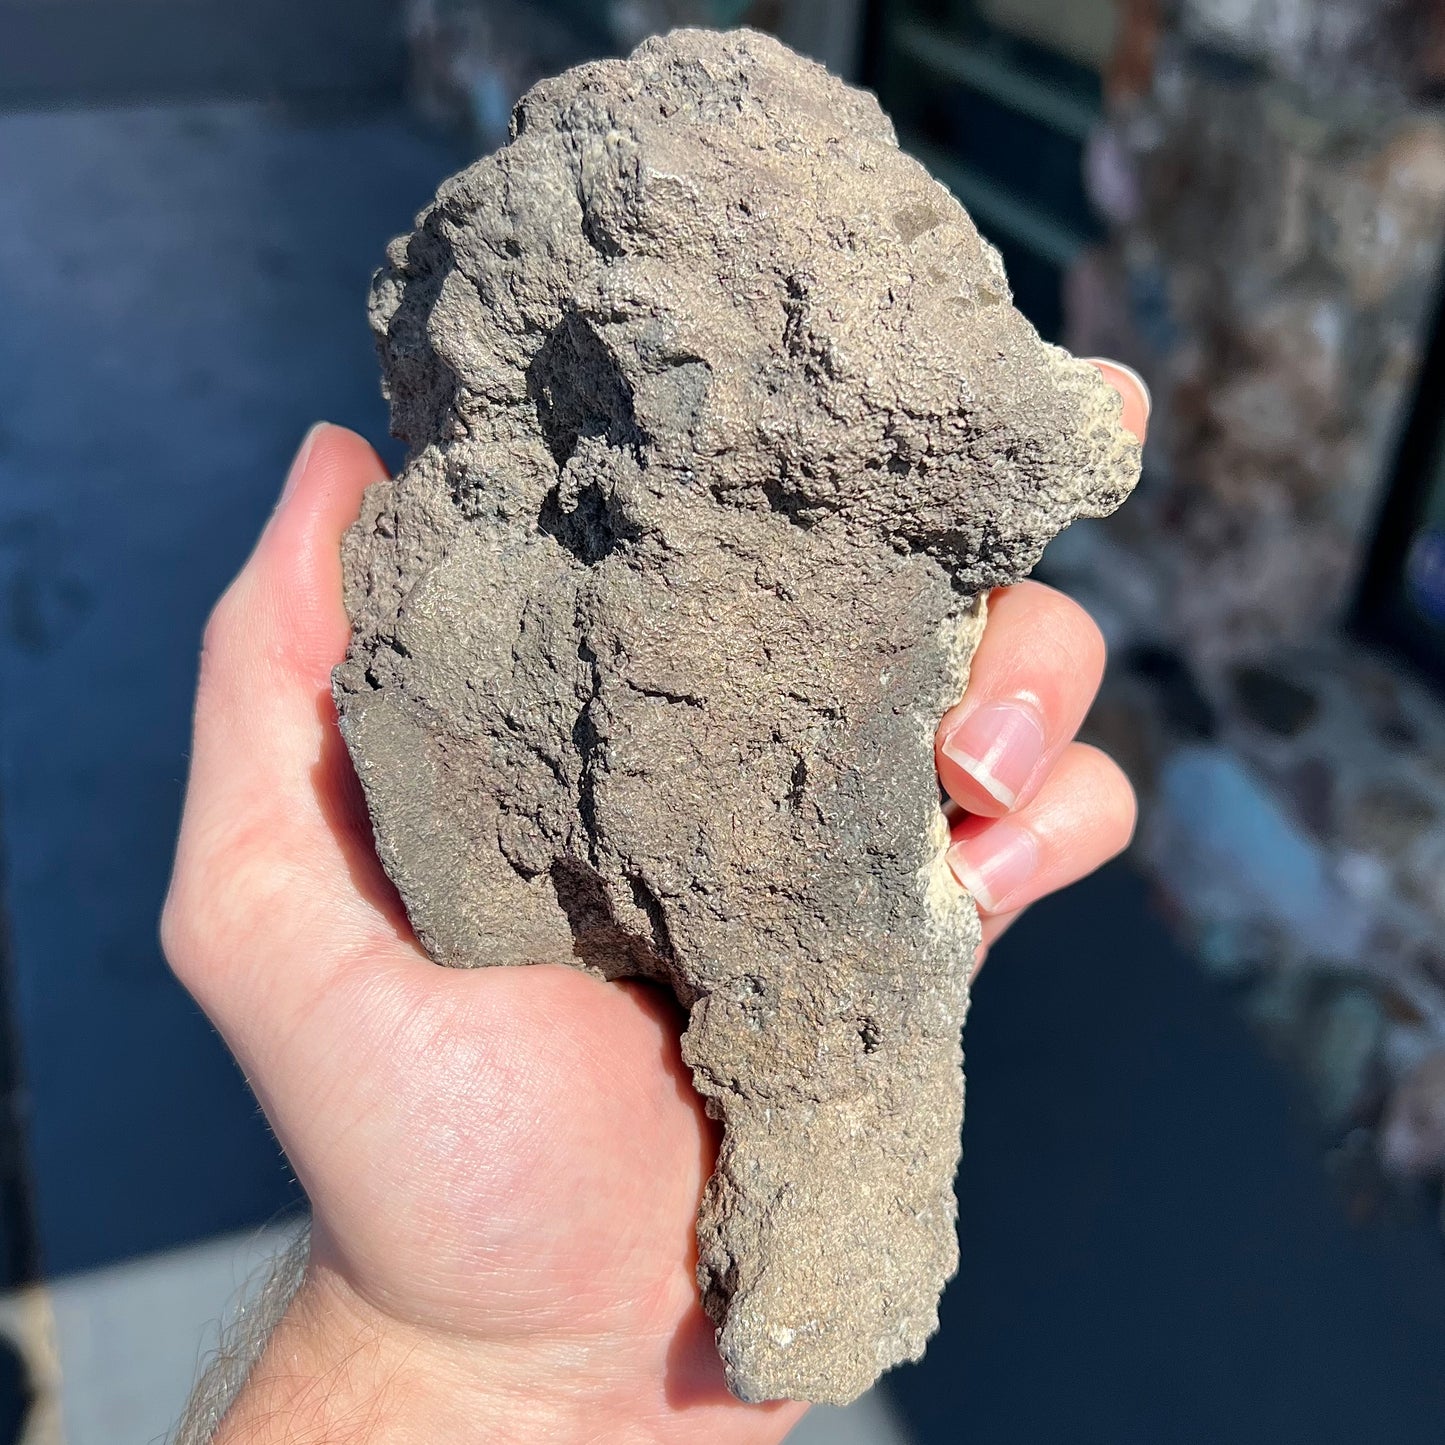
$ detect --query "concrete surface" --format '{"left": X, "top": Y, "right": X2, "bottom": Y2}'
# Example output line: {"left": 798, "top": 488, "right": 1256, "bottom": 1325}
{"left": 47, "top": 1223, "right": 301, "bottom": 1445}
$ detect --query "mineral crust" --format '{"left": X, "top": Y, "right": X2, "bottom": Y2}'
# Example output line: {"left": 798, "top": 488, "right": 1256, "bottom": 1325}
{"left": 335, "top": 27, "right": 1140, "bottom": 1404}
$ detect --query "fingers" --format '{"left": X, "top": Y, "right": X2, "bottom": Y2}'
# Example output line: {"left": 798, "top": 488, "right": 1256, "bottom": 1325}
{"left": 163, "top": 424, "right": 401, "bottom": 1044}
{"left": 947, "top": 742, "right": 1137, "bottom": 919}
{"left": 935, "top": 580, "right": 1107, "bottom": 819}
{"left": 934, "top": 357, "right": 1148, "bottom": 822}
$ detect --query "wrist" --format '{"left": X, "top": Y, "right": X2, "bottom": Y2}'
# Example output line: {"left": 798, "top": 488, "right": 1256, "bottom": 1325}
{"left": 211, "top": 1268, "right": 535, "bottom": 1444}
{"left": 210, "top": 1254, "right": 805, "bottom": 1445}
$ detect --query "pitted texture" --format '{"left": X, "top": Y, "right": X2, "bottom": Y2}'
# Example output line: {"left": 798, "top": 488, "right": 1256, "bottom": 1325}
{"left": 335, "top": 27, "right": 1140, "bottom": 1404}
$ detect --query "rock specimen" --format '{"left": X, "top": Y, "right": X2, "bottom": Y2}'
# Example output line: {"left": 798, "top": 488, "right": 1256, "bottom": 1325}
{"left": 335, "top": 27, "right": 1140, "bottom": 1405}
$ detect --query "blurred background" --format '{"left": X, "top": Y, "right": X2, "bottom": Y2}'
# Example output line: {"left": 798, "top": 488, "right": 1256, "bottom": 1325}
{"left": 3, "top": 0, "right": 1445, "bottom": 1440}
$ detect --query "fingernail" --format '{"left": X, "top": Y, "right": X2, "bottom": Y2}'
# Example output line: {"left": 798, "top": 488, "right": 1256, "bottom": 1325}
{"left": 281, "top": 423, "right": 325, "bottom": 505}
{"left": 948, "top": 822, "right": 1039, "bottom": 913}
{"left": 940, "top": 699, "right": 1047, "bottom": 810}
{"left": 1084, "top": 358, "right": 1151, "bottom": 440}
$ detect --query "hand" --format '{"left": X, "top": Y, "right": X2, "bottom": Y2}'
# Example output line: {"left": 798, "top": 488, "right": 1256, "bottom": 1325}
{"left": 162, "top": 364, "right": 1146, "bottom": 1443}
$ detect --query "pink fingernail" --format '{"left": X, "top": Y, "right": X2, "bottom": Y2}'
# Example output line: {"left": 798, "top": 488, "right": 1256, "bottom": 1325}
{"left": 947, "top": 822, "right": 1039, "bottom": 913}
{"left": 940, "top": 699, "right": 1047, "bottom": 809}
{"left": 280, "top": 423, "right": 324, "bottom": 505}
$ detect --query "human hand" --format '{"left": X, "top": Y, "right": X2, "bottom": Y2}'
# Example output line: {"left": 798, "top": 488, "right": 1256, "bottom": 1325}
{"left": 162, "top": 363, "right": 1146, "bottom": 1443}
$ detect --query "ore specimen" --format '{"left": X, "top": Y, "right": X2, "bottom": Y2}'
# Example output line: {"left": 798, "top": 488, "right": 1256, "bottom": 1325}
{"left": 335, "top": 28, "right": 1140, "bottom": 1405}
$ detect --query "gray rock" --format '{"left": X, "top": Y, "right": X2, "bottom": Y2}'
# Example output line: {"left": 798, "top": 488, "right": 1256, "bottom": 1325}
{"left": 335, "top": 28, "right": 1140, "bottom": 1404}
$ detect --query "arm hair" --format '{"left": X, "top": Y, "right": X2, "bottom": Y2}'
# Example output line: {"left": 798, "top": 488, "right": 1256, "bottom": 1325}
{"left": 171, "top": 1223, "right": 311, "bottom": 1445}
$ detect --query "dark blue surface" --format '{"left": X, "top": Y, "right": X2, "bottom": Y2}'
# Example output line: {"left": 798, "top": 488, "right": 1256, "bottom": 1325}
{"left": 0, "top": 102, "right": 464, "bottom": 1275}
{"left": 0, "top": 0, "right": 405, "bottom": 109}
{"left": 888, "top": 862, "right": 1445, "bottom": 1444}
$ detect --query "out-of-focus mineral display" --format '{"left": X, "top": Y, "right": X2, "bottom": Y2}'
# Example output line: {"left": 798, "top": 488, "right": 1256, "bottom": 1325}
{"left": 402, "top": 0, "right": 864, "bottom": 150}
{"left": 1061, "top": 0, "right": 1445, "bottom": 1227}
{"left": 338, "top": 29, "right": 1140, "bottom": 1404}
{"left": 1072, "top": 66, "right": 1445, "bottom": 663}
{"left": 1179, "top": 0, "right": 1444, "bottom": 100}
{"left": 403, "top": 0, "right": 585, "bottom": 146}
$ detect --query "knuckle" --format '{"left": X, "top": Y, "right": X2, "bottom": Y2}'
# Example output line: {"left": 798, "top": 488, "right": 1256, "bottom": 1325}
{"left": 199, "top": 583, "right": 242, "bottom": 675}
{"left": 159, "top": 870, "right": 207, "bottom": 998}
{"left": 160, "top": 818, "right": 266, "bottom": 1007}
{"left": 161, "top": 831, "right": 277, "bottom": 1023}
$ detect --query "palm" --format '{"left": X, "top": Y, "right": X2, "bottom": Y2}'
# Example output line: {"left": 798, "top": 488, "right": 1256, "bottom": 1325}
{"left": 165, "top": 420, "right": 1139, "bottom": 1438}
{"left": 247, "top": 742, "right": 770, "bottom": 1422}
{"left": 296, "top": 941, "right": 717, "bottom": 1358}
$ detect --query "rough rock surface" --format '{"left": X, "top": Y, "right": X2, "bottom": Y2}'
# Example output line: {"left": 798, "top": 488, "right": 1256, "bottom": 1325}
{"left": 335, "top": 28, "right": 1140, "bottom": 1405}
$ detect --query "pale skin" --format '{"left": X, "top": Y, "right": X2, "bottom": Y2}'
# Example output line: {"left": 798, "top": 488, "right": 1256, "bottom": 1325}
{"left": 162, "top": 362, "right": 1147, "bottom": 1443}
